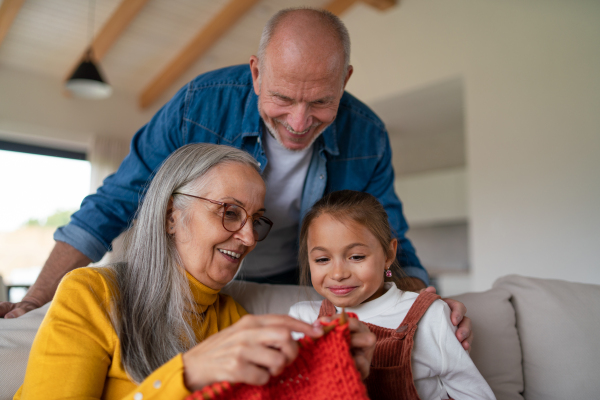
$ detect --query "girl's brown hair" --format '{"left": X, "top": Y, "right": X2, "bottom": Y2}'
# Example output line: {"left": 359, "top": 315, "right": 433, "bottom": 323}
{"left": 299, "top": 190, "right": 418, "bottom": 291}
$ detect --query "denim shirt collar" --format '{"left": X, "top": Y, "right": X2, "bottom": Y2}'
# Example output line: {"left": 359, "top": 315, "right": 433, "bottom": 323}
{"left": 241, "top": 89, "right": 261, "bottom": 139}
{"left": 241, "top": 88, "right": 340, "bottom": 157}
{"left": 318, "top": 123, "right": 339, "bottom": 156}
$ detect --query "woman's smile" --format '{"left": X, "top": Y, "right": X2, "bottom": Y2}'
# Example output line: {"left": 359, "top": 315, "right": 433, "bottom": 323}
{"left": 217, "top": 247, "right": 244, "bottom": 262}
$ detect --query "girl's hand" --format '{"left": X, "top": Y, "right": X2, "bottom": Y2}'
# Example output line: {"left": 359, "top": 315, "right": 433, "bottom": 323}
{"left": 347, "top": 317, "right": 377, "bottom": 379}
{"left": 182, "top": 314, "right": 324, "bottom": 391}
{"left": 318, "top": 314, "right": 377, "bottom": 380}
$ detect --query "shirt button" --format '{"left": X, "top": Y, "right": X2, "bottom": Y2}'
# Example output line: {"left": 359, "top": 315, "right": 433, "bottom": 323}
{"left": 153, "top": 380, "right": 161, "bottom": 389}
{"left": 319, "top": 175, "right": 324, "bottom": 179}
{"left": 134, "top": 393, "right": 143, "bottom": 400}
{"left": 258, "top": 162, "right": 262, "bottom": 167}
{"left": 257, "top": 136, "right": 261, "bottom": 143}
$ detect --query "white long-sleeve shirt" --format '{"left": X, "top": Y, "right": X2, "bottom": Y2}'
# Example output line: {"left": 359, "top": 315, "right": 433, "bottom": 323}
{"left": 289, "top": 283, "right": 495, "bottom": 400}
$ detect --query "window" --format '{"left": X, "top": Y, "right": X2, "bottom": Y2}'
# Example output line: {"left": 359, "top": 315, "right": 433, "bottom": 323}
{"left": 0, "top": 142, "right": 90, "bottom": 302}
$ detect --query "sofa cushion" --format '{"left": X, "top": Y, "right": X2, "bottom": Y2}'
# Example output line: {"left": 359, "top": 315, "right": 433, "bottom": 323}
{"left": 221, "top": 280, "right": 322, "bottom": 315}
{"left": 0, "top": 303, "right": 50, "bottom": 400}
{"left": 453, "top": 287, "right": 524, "bottom": 400}
{"left": 494, "top": 275, "right": 600, "bottom": 400}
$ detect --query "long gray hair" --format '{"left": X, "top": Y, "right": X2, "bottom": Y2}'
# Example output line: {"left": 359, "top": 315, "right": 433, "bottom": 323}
{"left": 101, "top": 143, "right": 260, "bottom": 383}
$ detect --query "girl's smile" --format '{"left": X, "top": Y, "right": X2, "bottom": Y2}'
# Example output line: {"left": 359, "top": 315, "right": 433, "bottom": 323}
{"left": 327, "top": 285, "right": 359, "bottom": 296}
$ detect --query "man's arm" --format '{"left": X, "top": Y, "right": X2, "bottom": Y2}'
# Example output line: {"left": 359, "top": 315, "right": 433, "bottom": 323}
{"left": 361, "top": 129, "right": 429, "bottom": 286}
{"left": 0, "top": 242, "right": 90, "bottom": 318}
{"left": 1, "top": 85, "right": 191, "bottom": 318}
{"left": 366, "top": 129, "right": 473, "bottom": 351}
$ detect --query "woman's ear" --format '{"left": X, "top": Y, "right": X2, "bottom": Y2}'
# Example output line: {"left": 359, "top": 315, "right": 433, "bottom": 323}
{"left": 166, "top": 196, "right": 176, "bottom": 233}
{"left": 385, "top": 238, "right": 398, "bottom": 268}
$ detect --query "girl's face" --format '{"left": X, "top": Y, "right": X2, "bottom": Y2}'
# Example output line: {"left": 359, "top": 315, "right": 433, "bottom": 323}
{"left": 307, "top": 214, "right": 397, "bottom": 308}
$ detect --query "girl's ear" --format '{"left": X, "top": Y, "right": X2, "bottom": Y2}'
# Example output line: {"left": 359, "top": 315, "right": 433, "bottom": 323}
{"left": 385, "top": 238, "right": 398, "bottom": 268}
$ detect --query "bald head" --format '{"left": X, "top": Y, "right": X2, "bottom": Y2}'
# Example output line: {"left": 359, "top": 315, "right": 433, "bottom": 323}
{"left": 257, "top": 8, "right": 350, "bottom": 78}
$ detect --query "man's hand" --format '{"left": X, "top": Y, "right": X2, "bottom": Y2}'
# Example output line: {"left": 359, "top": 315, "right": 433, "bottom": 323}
{"left": 0, "top": 241, "right": 91, "bottom": 318}
{"left": 0, "top": 298, "right": 45, "bottom": 319}
{"left": 422, "top": 286, "right": 473, "bottom": 352}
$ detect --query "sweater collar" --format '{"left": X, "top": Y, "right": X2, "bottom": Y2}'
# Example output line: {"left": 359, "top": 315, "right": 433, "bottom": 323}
{"left": 185, "top": 271, "right": 220, "bottom": 312}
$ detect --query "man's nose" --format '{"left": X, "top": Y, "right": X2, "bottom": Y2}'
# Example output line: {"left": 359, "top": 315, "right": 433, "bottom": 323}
{"left": 288, "top": 103, "right": 312, "bottom": 133}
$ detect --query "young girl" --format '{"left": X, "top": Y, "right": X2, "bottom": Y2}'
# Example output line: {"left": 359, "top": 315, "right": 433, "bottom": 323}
{"left": 289, "top": 190, "right": 495, "bottom": 400}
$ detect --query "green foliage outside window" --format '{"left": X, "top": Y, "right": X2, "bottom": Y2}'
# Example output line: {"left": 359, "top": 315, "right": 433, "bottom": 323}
{"left": 24, "top": 209, "right": 77, "bottom": 228}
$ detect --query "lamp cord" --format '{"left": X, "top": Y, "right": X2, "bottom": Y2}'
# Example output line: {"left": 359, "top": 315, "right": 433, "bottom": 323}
{"left": 88, "top": 0, "right": 95, "bottom": 59}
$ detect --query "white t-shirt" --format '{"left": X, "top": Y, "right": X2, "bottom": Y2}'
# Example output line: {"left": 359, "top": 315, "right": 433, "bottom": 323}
{"left": 240, "top": 132, "right": 313, "bottom": 278}
{"left": 289, "top": 283, "right": 496, "bottom": 400}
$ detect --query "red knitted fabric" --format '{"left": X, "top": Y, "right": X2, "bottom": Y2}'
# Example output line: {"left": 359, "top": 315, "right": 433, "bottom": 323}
{"left": 186, "top": 313, "right": 369, "bottom": 400}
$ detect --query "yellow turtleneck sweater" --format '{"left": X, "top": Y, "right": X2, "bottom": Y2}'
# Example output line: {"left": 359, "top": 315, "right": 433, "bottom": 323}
{"left": 14, "top": 267, "right": 247, "bottom": 400}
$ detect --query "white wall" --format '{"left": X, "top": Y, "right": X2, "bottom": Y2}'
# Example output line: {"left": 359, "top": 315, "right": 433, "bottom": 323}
{"left": 395, "top": 168, "right": 467, "bottom": 227}
{"left": 343, "top": 0, "right": 600, "bottom": 290}
{"left": 0, "top": 66, "right": 158, "bottom": 150}
{"left": 1, "top": 1, "right": 598, "bottom": 291}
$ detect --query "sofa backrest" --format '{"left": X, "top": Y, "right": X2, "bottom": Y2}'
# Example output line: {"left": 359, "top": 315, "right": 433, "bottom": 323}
{"left": 493, "top": 275, "right": 600, "bottom": 400}
{"left": 453, "top": 287, "right": 524, "bottom": 400}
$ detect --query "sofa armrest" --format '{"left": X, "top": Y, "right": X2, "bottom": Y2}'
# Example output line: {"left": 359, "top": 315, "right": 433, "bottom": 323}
{"left": 0, "top": 302, "right": 51, "bottom": 400}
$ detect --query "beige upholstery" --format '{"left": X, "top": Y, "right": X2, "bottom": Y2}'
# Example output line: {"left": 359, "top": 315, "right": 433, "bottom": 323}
{"left": 0, "top": 303, "right": 50, "bottom": 398}
{"left": 453, "top": 288, "right": 524, "bottom": 400}
{"left": 1, "top": 275, "right": 599, "bottom": 400}
{"left": 493, "top": 275, "right": 600, "bottom": 400}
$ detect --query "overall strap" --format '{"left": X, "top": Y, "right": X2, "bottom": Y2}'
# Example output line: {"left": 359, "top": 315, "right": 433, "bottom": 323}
{"left": 318, "top": 298, "right": 337, "bottom": 318}
{"left": 395, "top": 291, "right": 441, "bottom": 338}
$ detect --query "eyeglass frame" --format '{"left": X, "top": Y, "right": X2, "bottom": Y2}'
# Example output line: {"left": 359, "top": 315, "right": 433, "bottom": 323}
{"left": 172, "top": 192, "right": 273, "bottom": 241}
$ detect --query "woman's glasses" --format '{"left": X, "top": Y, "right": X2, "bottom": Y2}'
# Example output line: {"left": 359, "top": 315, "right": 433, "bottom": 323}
{"left": 173, "top": 193, "right": 273, "bottom": 241}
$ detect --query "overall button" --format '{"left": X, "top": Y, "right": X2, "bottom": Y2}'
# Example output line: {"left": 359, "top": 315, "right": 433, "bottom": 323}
{"left": 133, "top": 393, "right": 143, "bottom": 400}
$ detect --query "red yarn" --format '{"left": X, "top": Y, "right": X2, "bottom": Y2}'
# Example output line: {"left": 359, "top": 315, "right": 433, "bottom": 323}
{"left": 186, "top": 313, "right": 369, "bottom": 400}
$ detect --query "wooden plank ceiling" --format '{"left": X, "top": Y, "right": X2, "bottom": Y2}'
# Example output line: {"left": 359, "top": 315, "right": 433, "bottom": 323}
{"left": 0, "top": 0, "right": 396, "bottom": 109}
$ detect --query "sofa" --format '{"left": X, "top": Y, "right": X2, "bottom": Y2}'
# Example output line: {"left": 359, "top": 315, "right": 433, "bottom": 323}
{"left": 1, "top": 274, "right": 599, "bottom": 400}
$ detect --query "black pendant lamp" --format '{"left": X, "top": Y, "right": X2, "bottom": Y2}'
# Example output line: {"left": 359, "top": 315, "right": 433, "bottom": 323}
{"left": 65, "top": 0, "right": 112, "bottom": 99}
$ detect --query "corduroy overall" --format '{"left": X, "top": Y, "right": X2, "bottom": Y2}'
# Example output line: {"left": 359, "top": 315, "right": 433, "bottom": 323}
{"left": 319, "top": 291, "right": 445, "bottom": 400}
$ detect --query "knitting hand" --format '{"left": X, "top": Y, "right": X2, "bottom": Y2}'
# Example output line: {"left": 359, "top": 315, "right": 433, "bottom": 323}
{"left": 182, "top": 314, "right": 324, "bottom": 391}
{"left": 319, "top": 313, "right": 376, "bottom": 380}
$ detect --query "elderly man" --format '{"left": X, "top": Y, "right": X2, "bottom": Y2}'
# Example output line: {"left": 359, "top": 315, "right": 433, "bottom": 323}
{"left": 0, "top": 7, "right": 472, "bottom": 350}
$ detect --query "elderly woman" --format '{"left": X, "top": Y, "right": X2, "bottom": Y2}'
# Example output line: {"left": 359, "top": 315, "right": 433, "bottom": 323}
{"left": 15, "top": 144, "right": 375, "bottom": 399}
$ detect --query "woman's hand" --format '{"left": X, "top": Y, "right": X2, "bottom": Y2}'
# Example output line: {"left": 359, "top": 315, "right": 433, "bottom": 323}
{"left": 318, "top": 314, "right": 377, "bottom": 380}
{"left": 182, "top": 314, "right": 324, "bottom": 391}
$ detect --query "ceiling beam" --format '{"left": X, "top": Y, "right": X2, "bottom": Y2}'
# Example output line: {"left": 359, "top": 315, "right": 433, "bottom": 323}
{"left": 139, "top": 0, "right": 260, "bottom": 109}
{"left": 324, "top": 0, "right": 359, "bottom": 16}
{"left": 324, "top": 0, "right": 397, "bottom": 15}
{"left": 361, "top": 0, "right": 397, "bottom": 12}
{"left": 64, "top": 0, "right": 151, "bottom": 81}
{"left": 0, "top": 0, "right": 26, "bottom": 48}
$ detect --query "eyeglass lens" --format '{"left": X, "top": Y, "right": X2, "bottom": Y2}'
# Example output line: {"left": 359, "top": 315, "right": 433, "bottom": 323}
{"left": 223, "top": 204, "right": 271, "bottom": 241}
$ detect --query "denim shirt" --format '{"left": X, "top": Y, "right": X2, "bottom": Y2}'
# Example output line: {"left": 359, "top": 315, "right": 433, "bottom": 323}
{"left": 56, "top": 65, "right": 428, "bottom": 285}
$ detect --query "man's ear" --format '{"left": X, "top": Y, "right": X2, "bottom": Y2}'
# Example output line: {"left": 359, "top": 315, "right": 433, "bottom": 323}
{"left": 249, "top": 55, "right": 261, "bottom": 95}
{"left": 342, "top": 65, "right": 353, "bottom": 90}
